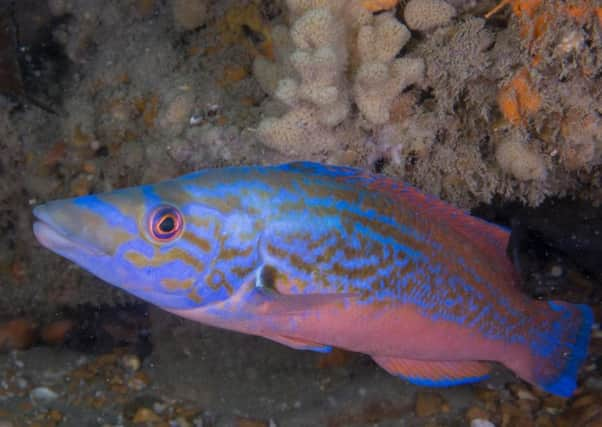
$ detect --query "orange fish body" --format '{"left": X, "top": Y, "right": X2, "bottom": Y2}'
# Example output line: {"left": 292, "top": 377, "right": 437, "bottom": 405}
{"left": 33, "top": 162, "right": 593, "bottom": 396}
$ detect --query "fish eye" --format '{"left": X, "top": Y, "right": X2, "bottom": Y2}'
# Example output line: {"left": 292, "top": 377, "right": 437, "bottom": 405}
{"left": 148, "top": 205, "right": 184, "bottom": 243}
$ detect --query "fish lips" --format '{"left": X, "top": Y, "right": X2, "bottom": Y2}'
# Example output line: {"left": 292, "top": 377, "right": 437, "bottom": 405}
{"left": 33, "top": 205, "right": 107, "bottom": 258}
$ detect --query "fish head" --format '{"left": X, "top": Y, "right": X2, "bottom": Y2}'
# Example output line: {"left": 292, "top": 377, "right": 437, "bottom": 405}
{"left": 33, "top": 176, "right": 243, "bottom": 310}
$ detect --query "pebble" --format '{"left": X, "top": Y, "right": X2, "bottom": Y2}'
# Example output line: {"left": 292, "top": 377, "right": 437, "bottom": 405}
{"left": 128, "top": 372, "right": 150, "bottom": 391}
{"left": 159, "top": 92, "right": 195, "bottom": 135}
{"left": 471, "top": 419, "right": 495, "bottom": 427}
{"left": 172, "top": 0, "right": 208, "bottom": 31}
{"left": 47, "top": 409, "right": 63, "bottom": 422}
{"left": 30, "top": 387, "right": 59, "bottom": 406}
{"left": 121, "top": 354, "right": 141, "bottom": 372}
{"left": 474, "top": 387, "right": 499, "bottom": 404}
{"left": 170, "top": 417, "right": 192, "bottom": 427}
{"left": 415, "top": 391, "right": 446, "bottom": 417}
{"left": 571, "top": 393, "right": 598, "bottom": 409}
{"left": 132, "top": 407, "right": 162, "bottom": 423}
{"left": 0, "top": 319, "right": 37, "bottom": 351}
{"left": 585, "top": 377, "right": 602, "bottom": 390}
{"left": 48, "top": 0, "right": 69, "bottom": 16}
{"left": 542, "top": 395, "right": 567, "bottom": 414}
{"left": 500, "top": 401, "right": 532, "bottom": 427}
{"left": 40, "top": 319, "right": 74, "bottom": 345}
{"left": 235, "top": 418, "right": 269, "bottom": 427}
{"left": 535, "top": 414, "right": 554, "bottom": 427}
{"left": 69, "top": 174, "right": 93, "bottom": 196}
{"left": 508, "top": 384, "right": 538, "bottom": 402}
{"left": 466, "top": 406, "right": 490, "bottom": 421}
{"left": 134, "top": 0, "right": 156, "bottom": 17}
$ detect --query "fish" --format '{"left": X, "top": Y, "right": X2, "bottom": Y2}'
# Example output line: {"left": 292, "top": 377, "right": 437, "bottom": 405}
{"left": 32, "top": 161, "right": 593, "bottom": 397}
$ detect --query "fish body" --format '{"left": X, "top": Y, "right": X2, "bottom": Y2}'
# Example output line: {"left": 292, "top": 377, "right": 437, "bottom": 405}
{"left": 33, "top": 162, "right": 592, "bottom": 396}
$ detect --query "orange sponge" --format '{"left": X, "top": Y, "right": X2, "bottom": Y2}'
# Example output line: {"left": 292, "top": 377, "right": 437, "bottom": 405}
{"left": 361, "top": 0, "right": 398, "bottom": 12}
{"left": 497, "top": 67, "right": 542, "bottom": 126}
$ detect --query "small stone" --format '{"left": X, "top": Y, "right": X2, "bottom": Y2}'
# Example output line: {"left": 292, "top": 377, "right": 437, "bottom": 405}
{"left": 0, "top": 318, "right": 37, "bottom": 351}
{"left": 517, "top": 398, "right": 540, "bottom": 415}
{"left": 159, "top": 92, "right": 195, "bottom": 135}
{"left": 571, "top": 393, "right": 599, "bottom": 409}
{"left": 235, "top": 417, "right": 269, "bottom": 427}
{"left": 500, "top": 401, "right": 533, "bottom": 427}
{"left": 415, "top": 391, "right": 446, "bottom": 417}
{"left": 41, "top": 319, "right": 74, "bottom": 345}
{"left": 132, "top": 407, "right": 162, "bottom": 423}
{"left": 474, "top": 387, "right": 499, "bottom": 404}
{"left": 579, "top": 404, "right": 602, "bottom": 424}
{"left": 134, "top": 0, "right": 155, "bottom": 17}
{"left": 48, "top": 0, "right": 69, "bottom": 16}
{"left": 534, "top": 414, "right": 554, "bottom": 427}
{"left": 542, "top": 395, "right": 567, "bottom": 413}
{"left": 30, "top": 387, "right": 59, "bottom": 406}
{"left": 508, "top": 384, "right": 538, "bottom": 402}
{"left": 586, "top": 415, "right": 602, "bottom": 427}
{"left": 128, "top": 372, "right": 150, "bottom": 391}
{"left": 153, "top": 401, "right": 167, "bottom": 414}
{"left": 172, "top": 0, "right": 207, "bottom": 31}
{"left": 585, "top": 377, "right": 602, "bottom": 390}
{"left": 69, "top": 174, "right": 92, "bottom": 197}
{"left": 172, "top": 417, "right": 192, "bottom": 427}
{"left": 471, "top": 420, "right": 495, "bottom": 427}
{"left": 47, "top": 410, "right": 63, "bottom": 422}
{"left": 328, "top": 149, "right": 360, "bottom": 166}
{"left": 466, "top": 406, "right": 490, "bottom": 421}
{"left": 121, "top": 354, "right": 141, "bottom": 372}
{"left": 517, "top": 389, "right": 538, "bottom": 401}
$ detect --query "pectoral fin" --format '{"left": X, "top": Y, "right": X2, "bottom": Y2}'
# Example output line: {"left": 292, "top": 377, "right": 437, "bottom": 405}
{"left": 373, "top": 356, "right": 491, "bottom": 387}
{"left": 240, "top": 264, "right": 358, "bottom": 316}
{"left": 264, "top": 334, "right": 332, "bottom": 353}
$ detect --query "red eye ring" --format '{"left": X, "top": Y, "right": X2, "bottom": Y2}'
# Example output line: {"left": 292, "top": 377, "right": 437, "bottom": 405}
{"left": 148, "top": 205, "right": 184, "bottom": 242}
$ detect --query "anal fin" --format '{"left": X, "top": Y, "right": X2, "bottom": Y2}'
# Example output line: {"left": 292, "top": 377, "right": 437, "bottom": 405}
{"left": 373, "top": 356, "right": 491, "bottom": 387}
{"left": 264, "top": 334, "right": 332, "bottom": 353}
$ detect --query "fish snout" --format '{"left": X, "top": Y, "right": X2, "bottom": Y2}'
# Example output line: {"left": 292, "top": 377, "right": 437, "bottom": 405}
{"left": 32, "top": 200, "right": 111, "bottom": 257}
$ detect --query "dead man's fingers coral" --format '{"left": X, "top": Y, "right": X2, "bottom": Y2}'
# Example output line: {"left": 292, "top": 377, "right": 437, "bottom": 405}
{"left": 354, "top": 57, "right": 425, "bottom": 125}
{"left": 291, "top": 8, "right": 345, "bottom": 50}
{"left": 404, "top": 0, "right": 457, "bottom": 32}
{"left": 357, "top": 13, "right": 411, "bottom": 64}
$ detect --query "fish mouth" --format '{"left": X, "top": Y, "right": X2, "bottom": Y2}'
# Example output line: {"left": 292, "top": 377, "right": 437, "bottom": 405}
{"left": 33, "top": 206, "right": 108, "bottom": 257}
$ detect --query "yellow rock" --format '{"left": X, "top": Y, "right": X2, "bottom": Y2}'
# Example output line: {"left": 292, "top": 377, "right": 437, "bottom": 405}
{"left": 415, "top": 391, "right": 446, "bottom": 417}
{"left": 132, "top": 407, "right": 162, "bottom": 423}
{"left": 216, "top": 4, "right": 274, "bottom": 60}
{"left": 172, "top": 0, "right": 207, "bottom": 31}
{"left": 361, "top": 0, "right": 398, "bottom": 12}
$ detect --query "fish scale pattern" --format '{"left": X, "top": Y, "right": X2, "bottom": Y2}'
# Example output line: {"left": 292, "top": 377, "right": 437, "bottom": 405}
{"left": 33, "top": 162, "right": 593, "bottom": 397}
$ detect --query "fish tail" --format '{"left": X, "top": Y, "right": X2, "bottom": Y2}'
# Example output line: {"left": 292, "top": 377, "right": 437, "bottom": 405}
{"left": 512, "top": 301, "right": 593, "bottom": 397}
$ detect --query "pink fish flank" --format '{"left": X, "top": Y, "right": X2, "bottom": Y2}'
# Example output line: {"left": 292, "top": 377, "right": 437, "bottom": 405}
{"left": 32, "top": 162, "right": 593, "bottom": 397}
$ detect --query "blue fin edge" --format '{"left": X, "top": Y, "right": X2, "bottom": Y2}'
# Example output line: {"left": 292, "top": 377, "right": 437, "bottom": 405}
{"left": 542, "top": 303, "right": 593, "bottom": 398}
{"left": 401, "top": 374, "right": 490, "bottom": 387}
{"left": 310, "top": 345, "right": 333, "bottom": 354}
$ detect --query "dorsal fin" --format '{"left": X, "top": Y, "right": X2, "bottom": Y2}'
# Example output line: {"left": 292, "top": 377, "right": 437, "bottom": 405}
{"left": 367, "top": 174, "right": 511, "bottom": 262}
{"left": 282, "top": 162, "right": 513, "bottom": 277}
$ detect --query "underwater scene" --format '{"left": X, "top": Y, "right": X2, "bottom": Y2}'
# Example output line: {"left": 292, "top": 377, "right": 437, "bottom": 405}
{"left": 1, "top": 0, "right": 601, "bottom": 426}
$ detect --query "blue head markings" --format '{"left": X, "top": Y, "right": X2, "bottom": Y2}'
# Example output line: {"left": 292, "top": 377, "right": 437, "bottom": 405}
{"left": 32, "top": 175, "right": 257, "bottom": 310}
